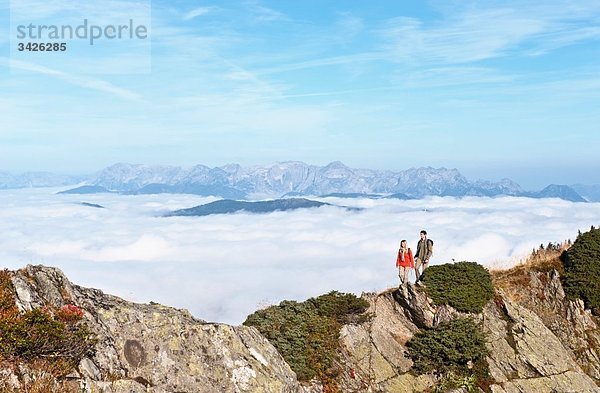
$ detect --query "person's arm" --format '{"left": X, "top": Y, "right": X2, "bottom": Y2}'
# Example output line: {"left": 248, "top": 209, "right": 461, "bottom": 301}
{"left": 409, "top": 248, "right": 414, "bottom": 268}
{"left": 426, "top": 240, "right": 433, "bottom": 261}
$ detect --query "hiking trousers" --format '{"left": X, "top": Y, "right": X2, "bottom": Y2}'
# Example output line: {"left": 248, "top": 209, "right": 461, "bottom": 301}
{"left": 398, "top": 266, "right": 410, "bottom": 286}
{"left": 414, "top": 257, "right": 429, "bottom": 279}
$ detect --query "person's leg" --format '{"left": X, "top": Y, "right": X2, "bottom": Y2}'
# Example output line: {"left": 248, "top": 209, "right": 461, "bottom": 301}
{"left": 414, "top": 257, "right": 422, "bottom": 282}
{"left": 398, "top": 266, "right": 403, "bottom": 287}
{"left": 401, "top": 266, "right": 408, "bottom": 287}
{"left": 417, "top": 261, "right": 429, "bottom": 284}
{"left": 400, "top": 266, "right": 409, "bottom": 296}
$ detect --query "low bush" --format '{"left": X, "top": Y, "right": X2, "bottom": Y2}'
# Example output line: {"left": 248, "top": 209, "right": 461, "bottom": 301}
{"left": 406, "top": 318, "right": 490, "bottom": 392}
{"left": 422, "top": 262, "right": 494, "bottom": 313}
{"left": 243, "top": 291, "right": 369, "bottom": 391}
{"left": 307, "top": 291, "right": 371, "bottom": 325}
{"left": 0, "top": 270, "right": 95, "bottom": 377}
{"left": 562, "top": 227, "right": 600, "bottom": 314}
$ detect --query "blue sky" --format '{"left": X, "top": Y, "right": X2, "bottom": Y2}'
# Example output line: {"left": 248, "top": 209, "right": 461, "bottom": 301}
{"left": 1, "top": 0, "right": 599, "bottom": 188}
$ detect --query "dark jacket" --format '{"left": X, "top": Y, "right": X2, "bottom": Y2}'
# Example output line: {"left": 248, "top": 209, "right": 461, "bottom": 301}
{"left": 415, "top": 238, "right": 433, "bottom": 261}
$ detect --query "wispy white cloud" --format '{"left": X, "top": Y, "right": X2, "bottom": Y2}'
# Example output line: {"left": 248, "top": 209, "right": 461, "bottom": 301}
{"left": 1, "top": 188, "right": 598, "bottom": 324}
{"left": 255, "top": 52, "right": 384, "bottom": 75}
{"left": 527, "top": 25, "right": 600, "bottom": 56}
{"left": 182, "top": 6, "right": 216, "bottom": 21}
{"left": 380, "top": 3, "right": 600, "bottom": 65}
{"left": 397, "top": 67, "right": 516, "bottom": 89}
{"left": 334, "top": 12, "right": 364, "bottom": 43}
{"left": 245, "top": 1, "right": 289, "bottom": 23}
{"left": 272, "top": 85, "right": 401, "bottom": 100}
{"left": 248, "top": 2, "right": 600, "bottom": 78}
{"left": 3, "top": 58, "right": 142, "bottom": 100}
{"left": 381, "top": 11, "right": 544, "bottom": 65}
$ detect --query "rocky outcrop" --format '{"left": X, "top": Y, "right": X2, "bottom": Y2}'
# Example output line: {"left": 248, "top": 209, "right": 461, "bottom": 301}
{"left": 335, "top": 282, "right": 600, "bottom": 392}
{"left": 485, "top": 294, "right": 598, "bottom": 393}
{"left": 6, "top": 265, "right": 307, "bottom": 393}
{"left": 336, "top": 288, "right": 435, "bottom": 392}
{"left": 497, "top": 268, "right": 600, "bottom": 386}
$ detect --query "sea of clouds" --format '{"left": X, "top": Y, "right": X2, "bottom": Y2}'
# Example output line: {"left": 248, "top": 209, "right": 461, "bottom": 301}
{"left": 1, "top": 187, "right": 599, "bottom": 324}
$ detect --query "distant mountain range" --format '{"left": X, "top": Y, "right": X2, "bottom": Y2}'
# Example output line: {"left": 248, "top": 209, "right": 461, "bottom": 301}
{"left": 571, "top": 184, "right": 600, "bottom": 202}
{"left": 524, "top": 184, "right": 587, "bottom": 203}
{"left": 2, "top": 162, "right": 596, "bottom": 202}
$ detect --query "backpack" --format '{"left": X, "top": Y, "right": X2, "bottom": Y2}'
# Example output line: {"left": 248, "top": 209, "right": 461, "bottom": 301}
{"left": 427, "top": 239, "right": 434, "bottom": 255}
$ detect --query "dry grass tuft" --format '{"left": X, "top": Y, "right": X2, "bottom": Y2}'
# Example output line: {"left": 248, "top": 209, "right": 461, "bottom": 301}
{"left": 492, "top": 242, "right": 568, "bottom": 301}
{"left": 0, "top": 377, "right": 80, "bottom": 393}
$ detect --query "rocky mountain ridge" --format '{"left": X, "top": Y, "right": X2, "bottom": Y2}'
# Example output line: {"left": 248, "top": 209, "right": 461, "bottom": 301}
{"left": 1, "top": 162, "right": 591, "bottom": 202}
{"left": 1, "top": 260, "right": 599, "bottom": 392}
{"left": 82, "top": 161, "right": 527, "bottom": 199}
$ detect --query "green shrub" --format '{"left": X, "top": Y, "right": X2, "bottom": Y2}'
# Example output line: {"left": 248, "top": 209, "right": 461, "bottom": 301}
{"left": 243, "top": 291, "right": 369, "bottom": 389}
{"left": 308, "top": 291, "right": 371, "bottom": 324}
{"left": 422, "top": 262, "right": 494, "bottom": 313}
{"left": 0, "top": 270, "right": 96, "bottom": 376}
{"left": 406, "top": 318, "right": 489, "bottom": 390}
{"left": 563, "top": 227, "right": 600, "bottom": 314}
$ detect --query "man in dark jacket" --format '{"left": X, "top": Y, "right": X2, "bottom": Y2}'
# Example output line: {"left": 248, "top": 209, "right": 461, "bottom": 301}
{"left": 414, "top": 230, "right": 433, "bottom": 284}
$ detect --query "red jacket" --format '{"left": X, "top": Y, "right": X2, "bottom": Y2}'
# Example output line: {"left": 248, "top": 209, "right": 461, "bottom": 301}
{"left": 396, "top": 248, "right": 414, "bottom": 268}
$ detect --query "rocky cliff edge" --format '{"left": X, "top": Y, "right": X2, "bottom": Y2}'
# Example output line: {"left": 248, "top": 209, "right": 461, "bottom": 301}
{"left": 2, "top": 265, "right": 309, "bottom": 393}
{"left": 1, "top": 263, "right": 600, "bottom": 393}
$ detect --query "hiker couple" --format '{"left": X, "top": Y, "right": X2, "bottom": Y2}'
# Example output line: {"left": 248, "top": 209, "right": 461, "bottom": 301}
{"left": 396, "top": 230, "right": 433, "bottom": 290}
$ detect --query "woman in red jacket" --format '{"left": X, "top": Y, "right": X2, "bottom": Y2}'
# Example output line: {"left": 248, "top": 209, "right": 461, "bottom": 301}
{"left": 396, "top": 239, "right": 414, "bottom": 292}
